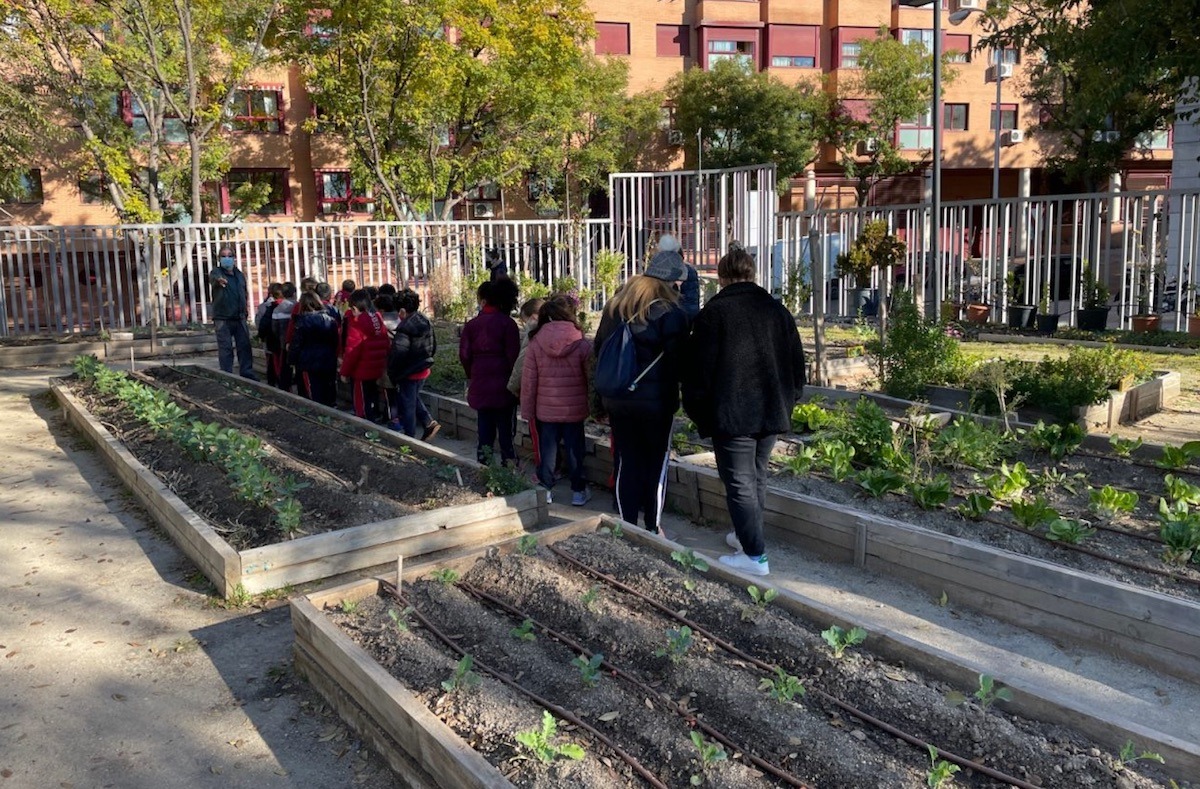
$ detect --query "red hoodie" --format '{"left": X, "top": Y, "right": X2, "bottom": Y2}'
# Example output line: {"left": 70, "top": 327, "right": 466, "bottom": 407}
{"left": 339, "top": 311, "right": 390, "bottom": 380}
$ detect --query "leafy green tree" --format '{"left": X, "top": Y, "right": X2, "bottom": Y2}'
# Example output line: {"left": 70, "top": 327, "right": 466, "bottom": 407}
{"left": 282, "top": 0, "right": 630, "bottom": 220}
{"left": 666, "top": 59, "right": 827, "bottom": 190}
{"left": 828, "top": 26, "right": 959, "bottom": 206}
{"left": 986, "top": 0, "right": 1194, "bottom": 191}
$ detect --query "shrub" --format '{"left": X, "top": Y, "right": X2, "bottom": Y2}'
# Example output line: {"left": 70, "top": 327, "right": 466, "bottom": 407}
{"left": 1010, "top": 346, "right": 1151, "bottom": 422}
{"left": 866, "top": 289, "right": 969, "bottom": 400}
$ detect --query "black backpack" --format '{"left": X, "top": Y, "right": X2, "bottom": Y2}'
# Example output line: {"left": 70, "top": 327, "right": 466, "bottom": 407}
{"left": 594, "top": 320, "right": 662, "bottom": 399}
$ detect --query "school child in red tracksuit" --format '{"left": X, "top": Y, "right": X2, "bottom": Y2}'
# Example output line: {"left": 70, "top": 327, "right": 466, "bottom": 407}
{"left": 339, "top": 289, "right": 390, "bottom": 421}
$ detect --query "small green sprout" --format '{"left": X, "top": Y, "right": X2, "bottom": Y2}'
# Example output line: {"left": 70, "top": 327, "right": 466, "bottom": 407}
{"left": 1118, "top": 740, "right": 1165, "bottom": 769}
{"left": 431, "top": 568, "right": 460, "bottom": 586}
{"left": 441, "top": 654, "right": 481, "bottom": 693}
{"left": 514, "top": 711, "right": 585, "bottom": 763}
{"left": 747, "top": 585, "right": 778, "bottom": 609}
{"left": 1108, "top": 435, "right": 1143, "bottom": 458}
{"left": 517, "top": 534, "right": 538, "bottom": 556}
{"left": 510, "top": 619, "right": 536, "bottom": 642}
{"left": 570, "top": 652, "right": 604, "bottom": 687}
{"left": 926, "top": 745, "right": 960, "bottom": 788}
{"left": 338, "top": 599, "right": 360, "bottom": 615}
{"left": 688, "top": 730, "right": 727, "bottom": 785}
{"left": 671, "top": 548, "right": 709, "bottom": 590}
{"left": 821, "top": 625, "right": 867, "bottom": 658}
{"left": 1046, "top": 518, "right": 1095, "bottom": 545}
{"left": 388, "top": 606, "right": 415, "bottom": 632}
{"left": 1010, "top": 496, "right": 1058, "bottom": 530}
{"left": 655, "top": 625, "right": 694, "bottom": 664}
{"left": 908, "top": 475, "right": 952, "bottom": 510}
{"left": 1089, "top": 485, "right": 1138, "bottom": 520}
{"left": 758, "top": 666, "right": 805, "bottom": 703}
{"left": 956, "top": 492, "right": 994, "bottom": 521}
{"left": 580, "top": 584, "right": 600, "bottom": 612}
{"left": 973, "top": 674, "right": 1013, "bottom": 709}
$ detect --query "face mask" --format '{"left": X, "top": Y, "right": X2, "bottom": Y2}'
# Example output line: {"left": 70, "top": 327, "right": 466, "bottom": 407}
{"left": 219, "top": 256, "right": 234, "bottom": 269}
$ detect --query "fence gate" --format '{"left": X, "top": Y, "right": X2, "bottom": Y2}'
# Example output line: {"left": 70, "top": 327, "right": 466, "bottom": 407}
{"left": 609, "top": 164, "right": 778, "bottom": 285}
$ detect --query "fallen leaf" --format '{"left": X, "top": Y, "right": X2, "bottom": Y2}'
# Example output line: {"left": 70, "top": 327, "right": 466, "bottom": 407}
{"left": 644, "top": 698, "right": 654, "bottom": 710}
{"left": 29, "top": 621, "right": 43, "bottom": 627}
{"left": 111, "top": 693, "right": 126, "bottom": 702}
{"left": 209, "top": 766, "right": 221, "bottom": 775}
{"left": 944, "top": 691, "right": 967, "bottom": 706}
{"left": 938, "top": 591, "right": 948, "bottom": 607}
{"left": 5, "top": 651, "right": 17, "bottom": 659}
{"left": 64, "top": 629, "right": 76, "bottom": 634}
{"left": 597, "top": 711, "right": 619, "bottom": 722}
{"left": 1, "top": 769, "right": 12, "bottom": 778}
{"left": 883, "top": 671, "right": 907, "bottom": 682}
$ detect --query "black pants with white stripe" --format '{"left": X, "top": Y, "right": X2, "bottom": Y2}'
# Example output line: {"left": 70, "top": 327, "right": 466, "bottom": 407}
{"left": 609, "top": 411, "right": 673, "bottom": 532}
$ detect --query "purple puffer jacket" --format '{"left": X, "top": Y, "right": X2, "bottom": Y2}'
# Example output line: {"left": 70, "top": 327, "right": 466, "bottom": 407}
{"left": 520, "top": 320, "right": 592, "bottom": 424}
{"left": 460, "top": 307, "right": 520, "bottom": 410}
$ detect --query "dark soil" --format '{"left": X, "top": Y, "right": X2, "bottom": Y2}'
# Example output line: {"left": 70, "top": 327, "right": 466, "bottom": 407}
{"left": 67, "top": 366, "right": 488, "bottom": 550}
{"left": 329, "top": 532, "right": 1172, "bottom": 789}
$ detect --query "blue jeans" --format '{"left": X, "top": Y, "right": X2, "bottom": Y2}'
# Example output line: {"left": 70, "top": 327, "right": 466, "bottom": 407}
{"left": 534, "top": 420, "right": 586, "bottom": 493}
{"left": 214, "top": 319, "right": 255, "bottom": 378}
{"left": 391, "top": 379, "right": 434, "bottom": 437}
{"left": 712, "top": 434, "right": 777, "bottom": 557}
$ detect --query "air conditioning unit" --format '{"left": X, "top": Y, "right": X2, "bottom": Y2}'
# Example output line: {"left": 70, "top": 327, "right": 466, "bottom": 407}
{"left": 666, "top": 128, "right": 684, "bottom": 146}
{"left": 857, "top": 138, "right": 878, "bottom": 155}
{"left": 987, "top": 63, "right": 1014, "bottom": 82}
{"left": 1001, "top": 129, "right": 1025, "bottom": 146}
{"left": 951, "top": 0, "right": 986, "bottom": 12}
{"left": 472, "top": 202, "right": 496, "bottom": 219}
{"left": 1104, "top": 130, "right": 1121, "bottom": 143}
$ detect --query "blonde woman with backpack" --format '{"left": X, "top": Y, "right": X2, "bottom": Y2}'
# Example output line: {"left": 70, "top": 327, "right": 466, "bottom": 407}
{"left": 592, "top": 251, "right": 691, "bottom": 533}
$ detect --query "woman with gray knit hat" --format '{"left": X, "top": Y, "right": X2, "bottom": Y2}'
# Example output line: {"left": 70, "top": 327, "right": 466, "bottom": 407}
{"left": 655, "top": 233, "right": 701, "bottom": 318}
{"left": 593, "top": 253, "right": 690, "bottom": 534}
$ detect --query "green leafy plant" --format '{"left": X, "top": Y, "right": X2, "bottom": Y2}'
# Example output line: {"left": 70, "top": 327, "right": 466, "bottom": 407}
{"left": 976, "top": 461, "right": 1031, "bottom": 503}
{"left": 973, "top": 674, "right": 1013, "bottom": 709}
{"left": 856, "top": 467, "right": 906, "bottom": 498}
{"left": 1109, "top": 435, "right": 1143, "bottom": 458}
{"left": 1010, "top": 496, "right": 1059, "bottom": 530}
{"left": 1024, "top": 420, "right": 1084, "bottom": 461}
{"left": 791, "top": 400, "right": 833, "bottom": 433}
{"left": 1157, "top": 498, "right": 1200, "bottom": 564}
{"left": 1117, "top": 740, "right": 1166, "bottom": 769}
{"left": 600, "top": 520, "right": 624, "bottom": 538}
{"left": 933, "top": 417, "right": 1012, "bottom": 470}
{"left": 908, "top": 475, "right": 953, "bottom": 510}
{"left": 441, "top": 654, "right": 481, "bottom": 693}
{"left": 688, "top": 730, "right": 728, "bottom": 786}
{"left": 338, "top": 599, "right": 360, "bottom": 615}
{"left": 821, "top": 625, "right": 867, "bottom": 659}
{"left": 431, "top": 568, "right": 460, "bottom": 586}
{"left": 72, "top": 353, "right": 103, "bottom": 379}
{"left": 865, "top": 288, "right": 968, "bottom": 400}
{"left": 956, "top": 492, "right": 994, "bottom": 521}
{"left": 571, "top": 652, "right": 604, "bottom": 688}
{"left": 514, "top": 711, "right": 585, "bottom": 764}
{"left": 926, "top": 745, "right": 961, "bottom": 788}
{"left": 1010, "top": 347, "right": 1150, "bottom": 422}
{"left": 831, "top": 397, "right": 896, "bottom": 466}
{"left": 580, "top": 584, "right": 600, "bottom": 611}
{"left": 510, "top": 619, "right": 536, "bottom": 642}
{"left": 481, "top": 456, "right": 533, "bottom": 496}
{"left": 747, "top": 585, "right": 778, "bottom": 609}
{"left": 388, "top": 606, "right": 415, "bottom": 632}
{"left": 273, "top": 497, "right": 303, "bottom": 537}
{"left": 1164, "top": 474, "right": 1200, "bottom": 505}
{"left": 779, "top": 445, "right": 819, "bottom": 476}
{"left": 655, "top": 625, "right": 694, "bottom": 664}
{"left": 1035, "top": 467, "right": 1089, "bottom": 496}
{"left": 1089, "top": 485, "right": 1138, "bottom": 520}
{"left": 1046, "top": 518, "right": 1095, "bottom": 544}
{"left": 517, "top": 534, "right": 538, "bottom": 556}
{"left": 814, "top": 437, "right": 856, "bottom": 482}
{"left": 758, "top": 666, "right": 805, "bottom": 703}
{"left": 671, "top": 549, "right": 709, "bottom": 590}
{"left": 1157, "top": 443, "right": 1200, "bottom": 470}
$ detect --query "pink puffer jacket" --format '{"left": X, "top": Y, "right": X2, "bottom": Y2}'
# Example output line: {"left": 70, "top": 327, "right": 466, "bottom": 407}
{"left": 520, "top": 320, "right": 592, "bottom": 424}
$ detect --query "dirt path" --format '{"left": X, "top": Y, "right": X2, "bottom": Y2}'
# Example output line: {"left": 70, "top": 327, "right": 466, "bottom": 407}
{"left": 0, "top": 366, "right": 395, "bottom": 789}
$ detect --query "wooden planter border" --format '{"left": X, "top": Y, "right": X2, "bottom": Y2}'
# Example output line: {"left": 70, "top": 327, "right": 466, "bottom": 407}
{"left": 292, "top": 516, "right": 1200, "bottom": 784}
{"left": 0, "top": 334, "right": 216, "bottom": 368}
{"left": 420, "top": 390, "right": 1200, "bottom": 685}
{"left": 52, "top": 379, "right": 546, "bottom": 597}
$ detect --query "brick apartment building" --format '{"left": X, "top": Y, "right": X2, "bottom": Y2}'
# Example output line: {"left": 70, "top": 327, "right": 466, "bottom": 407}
{"left": 1, "top": 0, "right": 1175, "bottom": 226}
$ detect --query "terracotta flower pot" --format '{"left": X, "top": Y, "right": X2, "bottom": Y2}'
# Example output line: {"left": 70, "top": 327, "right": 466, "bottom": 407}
{"left": 965, "top": 303, "right": 990, "bottom": 324}
{"left": 1131, "top": 314, "right": 1161, "bottom": 333}
{"left": 1188, "top": 316, "right": 1200, "bottom": 338}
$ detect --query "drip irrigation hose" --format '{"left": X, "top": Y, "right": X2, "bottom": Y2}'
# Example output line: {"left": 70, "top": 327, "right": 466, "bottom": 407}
{"left": 547, "top": 544, "right": 1045, "bottom": 789}
{"left": 1075, "top": 447, "right": 1200, "bottom": 481}
{"left": 457, "top": 580, "right": 813, "bottom": 789}
{"left": 379, "top": 580, "right": 669, "bottom": 789}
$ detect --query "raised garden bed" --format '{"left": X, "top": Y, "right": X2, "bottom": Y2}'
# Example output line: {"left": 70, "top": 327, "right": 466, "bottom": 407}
{"left": 420, "top": 389, "right": 1200, "bottom": 684}
{"left": 293, "top": 519, "right": 1189, "bottom": 787}
{"left": 0, "top": 330, "right": 216, "bottom": 368}
{"left": 53, "top": 363, "right": 545, "bottom": 597}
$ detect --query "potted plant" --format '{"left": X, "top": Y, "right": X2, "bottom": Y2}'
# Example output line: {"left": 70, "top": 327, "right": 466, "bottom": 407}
{"left": 1006, "top": 272, "right": 1036, "bottom": 329}
{"left": 1131, "top": 293, "right": 1161, "bottom": 333}
{"left": 940, "top": 299, "right": 959, "bottom": 323}
{"left": 963, "top": 258, "right": 990, "bottom": 323}
{"left": 1130, "top": 261, "right": 1162, "bottom": 333}
{"left": 1190, "top": 299, "right": 1200, "bottom": 338}
{"left": 1036, "top": 282, "right": 1059, "bottom": 335}
{"left": 840, "top": 220, "right": 905, "bottom": 317}
{"left": 1075, "top": 264, "right": 1111, "bottom": 332}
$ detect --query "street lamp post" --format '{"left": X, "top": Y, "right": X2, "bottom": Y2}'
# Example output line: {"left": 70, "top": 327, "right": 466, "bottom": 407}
{"left": 899, "top": 0, "right": 944, "bottom": 314}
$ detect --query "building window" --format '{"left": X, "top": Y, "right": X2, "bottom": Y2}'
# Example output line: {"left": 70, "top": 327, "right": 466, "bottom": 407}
{"left": 656, "top": 24, "right": 689, "bottom": 57}
{"left": 1, "top": 169, "right": 43, "bottom": 204}
{"left": 79, "top": 172, "right": 107, "bottom": 204}
{"left": 595, "top": 22, "right": 630, "bottom": 56}
{"left": 898, "top": 110, "right": 934, "bottom": 149}
{"left": 478, "top": 181, "right": 501, "bottom": 201}
{"left": 943, "top": 103, "right": 968, "bottom": 131}
{"left": 224, "top": 88, "right": 284, "bottom": 133}
{"left": 305, "top": 8, "right": 334, "bottom": 42}
{"left": 316, "top": 171, "right": 373, "bottom": 215}
{"left": 840, "top": 41, "right": 862, "bottom": 68}
{"left": 991, "top": 103, "right": 1018, "bottom": 131}
{"left": 1137, "top": 127, "right": 1172, "bottom": 150}
{"left": 708, "top": 40, "right": 754, "bottom": 69}
{"left": 900, "top": 29, "right": 933, "bottom": 51}
{"left": 999, "top": 48, "right": 1020, "bottom": 65}
{"left": 223, "top": 169, "right": 290, "bottom": 216}
{"left": 944, "top": 34, "right": 971, "bottom": 63}
{"left": 768, "top": 24, "right": 819, "bottom": 69}
{"left": 123, "top": 92, "right": 187, "bottom": 144}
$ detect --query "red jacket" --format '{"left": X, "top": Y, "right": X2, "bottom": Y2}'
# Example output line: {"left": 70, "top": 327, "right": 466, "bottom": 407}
{"left": 520, "top": 320, "right": 592, "bottom": 424}
{"left": 339, "top": 311, "right": 390, "bottom": 380}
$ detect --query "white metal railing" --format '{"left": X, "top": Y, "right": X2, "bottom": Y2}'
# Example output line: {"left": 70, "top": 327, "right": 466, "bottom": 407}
{"left": 777, "top": 187, "right": 1200, "bottom": 330}
{"left": 0, "top": 219, "right": 613, "bottom": 336}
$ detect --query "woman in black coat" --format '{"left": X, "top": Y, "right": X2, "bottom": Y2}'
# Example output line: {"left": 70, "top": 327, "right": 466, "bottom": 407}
{"left": 289, "top": 292, "right": 341, "bottom": 407}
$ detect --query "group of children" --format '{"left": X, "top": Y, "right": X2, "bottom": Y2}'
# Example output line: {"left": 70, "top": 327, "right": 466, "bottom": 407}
{"left": 254, "top": 277, "right": 440, "bottom": 442}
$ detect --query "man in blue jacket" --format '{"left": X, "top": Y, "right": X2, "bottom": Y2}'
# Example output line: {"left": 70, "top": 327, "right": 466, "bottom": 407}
{"left": 208, "top": 245, "right": 257, "bottom": 379}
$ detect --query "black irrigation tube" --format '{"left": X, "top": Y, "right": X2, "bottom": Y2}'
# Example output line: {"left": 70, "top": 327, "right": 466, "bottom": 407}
{"left": 456, "top": 580, "right": 814, "bottom": 789}
{"left": 1075, "top": 448, "right": 1200, "bottom": 481}
{"left": 546, "top": 544, "right": 1046, "bottom": 789}
{"left": 379, "top": 580, "right": 670, "bottom": 789}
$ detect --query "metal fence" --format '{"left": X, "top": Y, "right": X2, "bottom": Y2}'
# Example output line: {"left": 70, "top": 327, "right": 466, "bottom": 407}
{"left": 0, "top": 219, "right": 613, "bottom": 336}
{"left": 777, "top": 187, "right": 1200, "bottom": 330}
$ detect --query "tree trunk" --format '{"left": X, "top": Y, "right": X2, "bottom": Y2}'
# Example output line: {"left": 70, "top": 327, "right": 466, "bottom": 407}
{"left": 189, "top": 134, "right": 203, "bottom": 222}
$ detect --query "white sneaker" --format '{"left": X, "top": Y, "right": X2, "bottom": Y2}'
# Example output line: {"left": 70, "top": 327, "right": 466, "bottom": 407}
{"left": 725, "top": 532, "right": 742, "bottom": 552}
{"left": 718, "top": 552, "right": 769, "bottom": 577}
{"left": 571, "top": 489, "right": 593, "bottom": 507}
{"left": 545, "top": 489, "right": 553, "bottom": 505}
